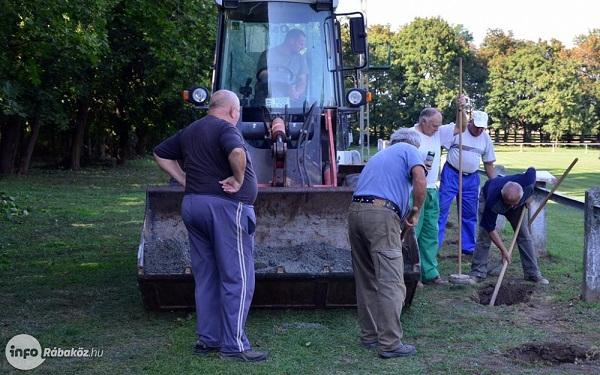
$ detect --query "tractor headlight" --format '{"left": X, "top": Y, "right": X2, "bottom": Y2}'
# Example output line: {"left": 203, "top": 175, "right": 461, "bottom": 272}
{"left": 183, "top": 86, "right": 210, "bottom": 106}
{"left": 346, "top": 88, "right": 368, "bottom": 107}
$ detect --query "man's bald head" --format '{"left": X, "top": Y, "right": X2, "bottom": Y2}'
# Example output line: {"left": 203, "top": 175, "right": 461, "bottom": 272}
{"left": 208, "top": 90, "right": 241, "bottom": 124}
{"left": 501, "top": 181, "right": 523, "bottom": 207}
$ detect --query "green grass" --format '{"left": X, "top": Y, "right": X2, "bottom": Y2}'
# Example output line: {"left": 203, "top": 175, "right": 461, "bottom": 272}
{"left": 1, "top": 154, "right": 599, "bottom": 374}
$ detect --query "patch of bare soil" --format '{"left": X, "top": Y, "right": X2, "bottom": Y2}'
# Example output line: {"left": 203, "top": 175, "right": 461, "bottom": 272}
{"left": 477, "top": 280, "right": 535, "bottom": 306}
{"left": 479, "top": 285, "right": 600, "bottom": 374}
{"left": 507, "top": 342, "right": 600, "bottom": 365}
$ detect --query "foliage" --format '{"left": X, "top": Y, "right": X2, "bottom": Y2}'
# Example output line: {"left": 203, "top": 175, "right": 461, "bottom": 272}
{"left": 389, "top": 17, "right": 471, "bottom": 128}
{"left": 471, "top": 29, "right": 600, "bottom": 144}
{"left": 363, "top": 24, "right": 397, "bottom": 140}
{"left": 0, "top": 191, "right": 30, "bottom": 220}
{"left": 0, "top": 0, "right": 217, "bottom": 173}
{"left": 1, "top": 5, "right": 600, "bottom": 173}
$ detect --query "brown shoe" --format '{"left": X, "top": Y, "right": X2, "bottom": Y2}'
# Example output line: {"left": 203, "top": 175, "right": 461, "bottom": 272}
{"left": 379, "top": 343, "right": 417, "bottom": 358}
{"left": 423, "top": 277, "right": 449, "bottom": 286}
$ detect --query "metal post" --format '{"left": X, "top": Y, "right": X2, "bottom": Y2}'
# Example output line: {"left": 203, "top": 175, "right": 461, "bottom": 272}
{"left": 358, "top": 0, "right": 369, "bottom": 162}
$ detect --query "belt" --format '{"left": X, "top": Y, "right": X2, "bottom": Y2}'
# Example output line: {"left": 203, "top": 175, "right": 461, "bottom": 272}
{"left": 446, "top": 163, "right": 475, "bottom": 176}
{"left": 352, "top": 196, "right": 401, "bottom": 215}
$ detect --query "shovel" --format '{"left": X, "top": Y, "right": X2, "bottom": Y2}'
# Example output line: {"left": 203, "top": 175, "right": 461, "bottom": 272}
{"left": 448, "top": 58, "right": 472, "bottom": 286}
{"left": 489, "top": 158, "right": 578, "bottom": 306}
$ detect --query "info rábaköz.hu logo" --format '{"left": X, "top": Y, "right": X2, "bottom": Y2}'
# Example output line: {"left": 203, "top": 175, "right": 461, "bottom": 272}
{"left": 5, "top": 334, "right": 45, "bottom": 370}
{"left": 4, "top": 333, "right": 104, "bottom": 370}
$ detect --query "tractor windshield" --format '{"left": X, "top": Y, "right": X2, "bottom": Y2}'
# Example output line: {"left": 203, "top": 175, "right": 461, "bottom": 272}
{"left": 217, "top": 2, "right": 337, "bottom": 111}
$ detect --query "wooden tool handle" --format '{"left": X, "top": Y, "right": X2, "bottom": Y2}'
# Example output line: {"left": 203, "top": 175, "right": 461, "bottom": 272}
{"left": 529, "top": 158, "right": 578, "bottom": 227}
{"left": 489, "top": 206, "right": 527, "bottom": 306}
{"left": 401, "top": 206, "right": 418, "bottom": 241}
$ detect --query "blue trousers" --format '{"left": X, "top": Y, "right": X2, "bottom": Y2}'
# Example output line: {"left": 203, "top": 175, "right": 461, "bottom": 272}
{"left": 182, "top": 194, "right": 256, "bottom": 354}
{"left": 438, "top": 164, "right": 480, "bottom": 253}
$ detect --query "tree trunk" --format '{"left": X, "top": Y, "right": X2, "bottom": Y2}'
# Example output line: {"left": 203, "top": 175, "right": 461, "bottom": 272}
{"left": 69, "top": 98, "right": 91, "bottom": 170}
{"left": 18, "top": 108, "right": 42, "bottom": 175}
{"left": 135, "top": 125, "right": 148, "bottom": 157}
{"left": 97, "top": 135, "right": 106, "bottom": 159}
{"left": 116, "top": 95, "right": 131, "bottom": 165}
{"left": 0, "top": 116, "right": 23, "bottom": 174}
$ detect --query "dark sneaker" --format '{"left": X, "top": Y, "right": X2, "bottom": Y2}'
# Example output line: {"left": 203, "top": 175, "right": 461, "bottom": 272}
{"left": 525, "top": 275, "right": 549, "bottom": 285}
{"left": 379, "top": 343, "right": 416, "bottom": 358}
{"left": 361, "top": 341, "right": 378, "bottom": 349}
{"left": 195, "top": 340, "right": 219, "bottom": 356}
{"left": 219, "top": 350, "right": 269, "bottom": 362}
{"left": 488, "top": 262, "right": 502, "bottom": 276}
{"left": 469, "top": 275, "right": 485, "bottom": 284}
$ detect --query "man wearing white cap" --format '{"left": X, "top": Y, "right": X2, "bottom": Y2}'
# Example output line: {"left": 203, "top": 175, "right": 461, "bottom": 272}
{"left": 438, "top": 110, "right": 496, "bottom": 260}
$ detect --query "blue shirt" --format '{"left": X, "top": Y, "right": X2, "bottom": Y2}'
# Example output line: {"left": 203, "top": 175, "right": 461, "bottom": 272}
{"left": 353, "top": 142, "right": 425, "bottom": 220}
{"left": 480, "top": 167, "right": 536, "bottom": 232}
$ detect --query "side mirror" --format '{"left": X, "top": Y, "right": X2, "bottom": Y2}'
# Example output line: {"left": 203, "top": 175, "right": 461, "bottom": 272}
{"left": 349, "top": 16, "right": 366, "bottom": 55}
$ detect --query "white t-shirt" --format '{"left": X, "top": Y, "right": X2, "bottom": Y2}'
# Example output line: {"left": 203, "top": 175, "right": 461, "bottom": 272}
{"left": 444, "top": 129, "right": 496, "bottom": 174}
{"left": 413, "top": 123, "right": 456, "bottom": 188}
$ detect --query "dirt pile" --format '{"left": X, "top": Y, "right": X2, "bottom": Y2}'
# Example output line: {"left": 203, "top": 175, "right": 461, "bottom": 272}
{"left": 477, "top": 281, "right": 534, "bottom": 306}
{"left": 508, "top": 342, "right": 600, "bottom": 364}
{"left": 254, "top": 243, "right": 352, "bottom": 274}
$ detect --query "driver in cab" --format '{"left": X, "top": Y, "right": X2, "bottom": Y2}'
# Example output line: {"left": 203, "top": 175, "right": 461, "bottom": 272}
{"left": 255, "top": 28, "right": 308, "bottom": 105}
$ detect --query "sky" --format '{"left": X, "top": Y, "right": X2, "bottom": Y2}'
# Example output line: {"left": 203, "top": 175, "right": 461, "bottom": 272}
{"left": 337, "top": 0, "right": 600, "bottom": 48}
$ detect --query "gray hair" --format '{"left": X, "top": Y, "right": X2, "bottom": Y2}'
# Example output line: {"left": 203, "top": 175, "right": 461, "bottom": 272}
{"left": 501, "top": 181, "right": 523, "bottom": 204}
{"left": 390, "top": 128, "right": 420, "bottom": 148}
{"left": 419, "top": 107, "right": 441, "bottom": 123}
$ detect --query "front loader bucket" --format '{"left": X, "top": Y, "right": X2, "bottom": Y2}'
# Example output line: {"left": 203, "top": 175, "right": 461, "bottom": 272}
{"left": 137, "top": 185, "right": 420, "bottom": 310}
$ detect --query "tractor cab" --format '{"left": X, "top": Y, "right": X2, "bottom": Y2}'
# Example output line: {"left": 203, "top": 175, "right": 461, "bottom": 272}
{"left": 184, "top": 0, "right": 368, "bottom": 187}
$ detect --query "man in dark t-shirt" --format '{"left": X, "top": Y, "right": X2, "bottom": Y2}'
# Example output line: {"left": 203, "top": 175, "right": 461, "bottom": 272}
{"left": 469, "top": 167, "right": 549, "bottom": 285}
{"left": 153, "top": 90, "right": 268, "bottom": 362}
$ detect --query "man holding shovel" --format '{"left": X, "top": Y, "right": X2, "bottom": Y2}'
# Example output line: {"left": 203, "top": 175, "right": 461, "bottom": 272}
{"left": 411, "top": 95, "right": 468, "bottom": 285}
{"left": 438, "top": 111, "right": 496, "bottom": 260}
{"left": 469, "top": 167, "right": 549, "bottom": 284}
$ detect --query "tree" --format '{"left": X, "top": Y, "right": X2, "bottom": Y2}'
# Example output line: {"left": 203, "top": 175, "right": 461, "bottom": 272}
{"left": 91, "top": 0, "right": 216, "bottom": 166}
{"left": 486, "top": 37, "right": 590, "bottom": 143}
{"left": 364, "top": 24, "right": 396, "bottom": 141}
{"left": 0, "top": 0, "right": 218, "bottom": 173}
{"left": 0, "top": 0, "right": 114, "bottom": 173}
{"left": 569, "top": 29, "right": 600, "bottom": 140}
{"left": 389, "top": 17, "right": 472, "bottom": 129}
{"left": 478, "top": 30, "right": 523, "bottom": 141}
